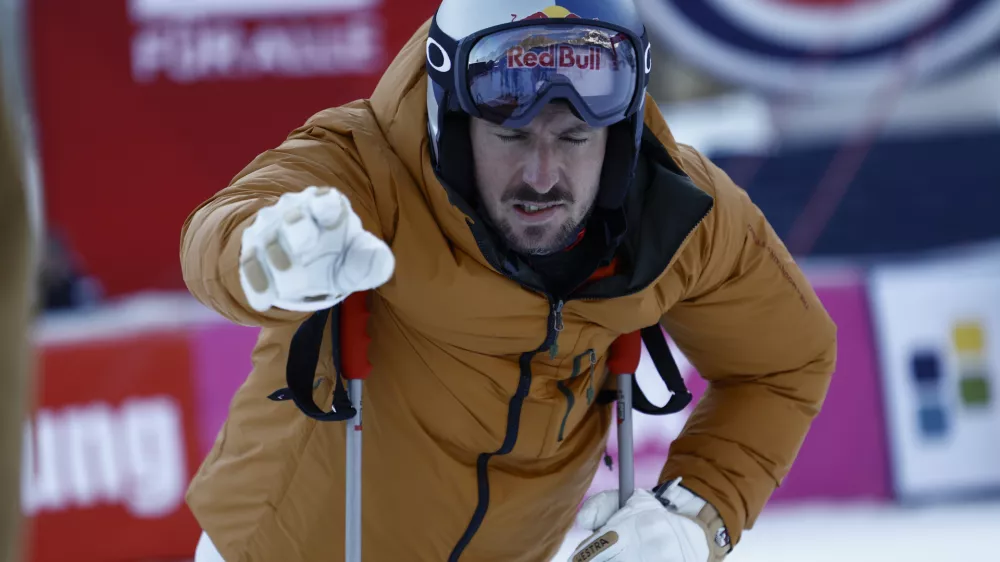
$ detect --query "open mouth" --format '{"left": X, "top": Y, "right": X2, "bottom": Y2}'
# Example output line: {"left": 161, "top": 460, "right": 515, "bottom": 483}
{"left": 513, "top": 202, "right": 564, "bottom": 217}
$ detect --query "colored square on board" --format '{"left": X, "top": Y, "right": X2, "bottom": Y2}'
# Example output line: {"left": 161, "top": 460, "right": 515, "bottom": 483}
{"left": 959, "top": 375, "right": 991, "bottom": 407}
{"left": 953, "top": 322, "right": 985, "bottom": 353}
{"left": 911, "top": 350, "right": 942, "bottom": 384}
{"left": 918, "top": 406, "right": 949, "bottom": 439}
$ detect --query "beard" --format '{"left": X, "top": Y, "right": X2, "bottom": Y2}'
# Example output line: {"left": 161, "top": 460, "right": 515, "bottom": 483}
{"left": 486, "top": 183, "right": 592, "bottom": 256}
{"left": 497, "top": 213, "right": 586, "bottom": 255}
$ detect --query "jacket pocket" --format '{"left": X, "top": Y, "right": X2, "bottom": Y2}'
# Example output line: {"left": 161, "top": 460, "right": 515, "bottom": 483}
{"left": 556, "top": 349, "right": 597, "bottom": 442}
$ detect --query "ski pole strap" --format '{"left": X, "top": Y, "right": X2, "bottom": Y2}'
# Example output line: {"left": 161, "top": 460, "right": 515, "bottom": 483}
{"left": 596, "top": 325, "right": 692, "bottom": 415}
{"left": 267, "top": 301, "right": 357, "bottom": 422}
{"left": 635, "top": 325, "right": 692, "bottom": 414}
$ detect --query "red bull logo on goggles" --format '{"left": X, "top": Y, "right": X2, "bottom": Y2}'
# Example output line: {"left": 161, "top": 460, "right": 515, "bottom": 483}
{"left": 459, "top": 23, "right": 645, "bottom": 129}
{"left": 506, "top": 45, "right": 602, "bottom": 70}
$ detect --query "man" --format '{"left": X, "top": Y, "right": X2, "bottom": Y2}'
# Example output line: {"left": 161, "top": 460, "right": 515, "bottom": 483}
{"left": 182, "top": 1, "right": 836, "bottom": 561}
{"left": 0, "top": 57, "right": 35, "bottom": 562}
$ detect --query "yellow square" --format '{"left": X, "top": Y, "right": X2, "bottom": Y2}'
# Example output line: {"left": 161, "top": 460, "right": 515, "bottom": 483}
{"left": 953, "top": 322, "right": 985, "bottom": 353}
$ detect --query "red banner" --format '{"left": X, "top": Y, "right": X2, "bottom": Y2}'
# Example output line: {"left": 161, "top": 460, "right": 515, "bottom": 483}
{"left": 23, "top": 331, "right": 203, "bottom": 562}
{"left": 29, "top": 0, "right": 438, "bottom": 296}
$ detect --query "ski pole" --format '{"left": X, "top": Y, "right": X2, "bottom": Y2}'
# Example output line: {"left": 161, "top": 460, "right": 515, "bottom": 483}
{"left": 340, "top": 291, "right": 373, "bottom": 562}
{"left": 607, "top": 331, "right": 642, "bottom": 509}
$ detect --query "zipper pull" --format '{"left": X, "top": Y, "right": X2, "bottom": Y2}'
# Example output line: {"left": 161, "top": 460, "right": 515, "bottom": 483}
{"left": 549, "top": 300, "right": 565, "bottom": 359}
{"left": 586, "top": 350, "right": 597, "bottom": 405}
{"left": 553, "top": 300, "right": 565, "bottom": 332}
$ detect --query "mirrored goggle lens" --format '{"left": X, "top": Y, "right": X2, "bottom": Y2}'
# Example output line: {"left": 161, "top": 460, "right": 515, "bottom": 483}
{"left": 466, "top": 25, "right": 639, "bottom": 126}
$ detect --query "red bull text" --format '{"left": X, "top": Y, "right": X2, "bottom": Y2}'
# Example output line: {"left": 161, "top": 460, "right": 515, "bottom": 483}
{"left": 506, "top": 45, "right": 602, "bottom": 70}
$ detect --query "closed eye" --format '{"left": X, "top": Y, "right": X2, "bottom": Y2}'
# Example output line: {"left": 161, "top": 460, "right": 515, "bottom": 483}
{"left": 497, "top": 133, "right": 526, "bottom": 143}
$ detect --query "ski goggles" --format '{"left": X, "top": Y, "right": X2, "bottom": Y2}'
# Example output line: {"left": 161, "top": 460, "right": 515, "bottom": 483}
{"left": 450, "top": 23, "right": 649, "bottom": 129}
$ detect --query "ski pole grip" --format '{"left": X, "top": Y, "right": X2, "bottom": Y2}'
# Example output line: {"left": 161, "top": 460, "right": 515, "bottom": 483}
{"left": 340, "top": 291, "right": 373, "bottom": 381}
{"left": 607, "top": 331, "right": 642, "bottom": 376}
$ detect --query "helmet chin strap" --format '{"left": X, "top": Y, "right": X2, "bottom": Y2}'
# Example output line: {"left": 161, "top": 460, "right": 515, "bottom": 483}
{"left": 436, "top": 111, "right": 478, "bottom": 206}
{"left": 595, "top": 119, "right": 639, "bottom": 210}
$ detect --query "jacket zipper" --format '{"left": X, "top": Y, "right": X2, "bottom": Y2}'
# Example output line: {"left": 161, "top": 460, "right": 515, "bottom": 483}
{"left": 449, "top": 208, "right": 710, "bottom": 558}
{"left": 548, "top": 299, "right": 565, "bottom": 358}
{"left": 447, "top": 295, "right": 563, "bottom": 561}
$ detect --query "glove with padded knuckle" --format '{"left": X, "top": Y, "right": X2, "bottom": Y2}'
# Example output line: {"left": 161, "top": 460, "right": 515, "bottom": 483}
{"left": 238, "top": 186, "right": 394, "bottom": 313}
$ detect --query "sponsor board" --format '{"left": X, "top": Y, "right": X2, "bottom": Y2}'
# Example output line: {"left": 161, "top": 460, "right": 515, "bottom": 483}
{"left": 635, "top": 0, "right": 1000, "bottom": 96}
{"left": 129, "top": 0, "right": 385, "bottom": 84}
{"left": 129, "top": 0, "right": 378, "bottom": 20}
{"left": 31, "top": 0, "right": 436, "bottom": 296}
{"left": 869, "top": 246, "right": 1000, "bottom": 501}
{"left": 24, "top": 330, "right": 202, "bottom": 562}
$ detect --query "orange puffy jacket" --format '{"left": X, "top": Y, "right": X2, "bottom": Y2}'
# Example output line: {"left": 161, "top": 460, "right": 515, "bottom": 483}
{"left": 181, "top": 19, "right": 836, "bottom": 562}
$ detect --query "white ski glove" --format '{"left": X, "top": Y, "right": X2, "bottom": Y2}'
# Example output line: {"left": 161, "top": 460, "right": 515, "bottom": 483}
{"left": 569, "top": 478, "right": 731, "bottom": 562}
{"left": 238, "top": 186, "right": 395, "bottom": 312}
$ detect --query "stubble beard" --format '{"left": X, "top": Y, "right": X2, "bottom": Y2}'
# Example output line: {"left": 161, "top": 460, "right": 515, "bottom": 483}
{"left": 494, "top": 205, "right": 591, "bottom": 256}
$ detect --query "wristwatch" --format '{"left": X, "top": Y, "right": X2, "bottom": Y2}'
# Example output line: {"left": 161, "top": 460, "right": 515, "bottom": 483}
{"left": 653, "top": 478, "right": 733, "bottom": 560}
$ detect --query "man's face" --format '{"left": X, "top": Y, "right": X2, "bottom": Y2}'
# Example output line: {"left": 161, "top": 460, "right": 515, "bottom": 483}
{"left": 470, "top": 103, "right": 608, "bottom": 255}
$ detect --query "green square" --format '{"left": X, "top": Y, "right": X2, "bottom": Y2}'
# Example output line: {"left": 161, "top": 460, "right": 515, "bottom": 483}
{"left": 960, "top": 375, "right": 991, "bottom": 407}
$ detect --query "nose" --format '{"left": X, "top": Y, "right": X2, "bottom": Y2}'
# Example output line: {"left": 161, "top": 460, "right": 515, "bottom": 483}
{"left": 522, "top": 143, "right": 560, "bottom": 193}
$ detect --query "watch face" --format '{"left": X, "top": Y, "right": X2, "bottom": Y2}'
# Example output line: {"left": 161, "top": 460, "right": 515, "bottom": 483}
{"left": 715, "top": 527, "right": 731, "bottom": 548}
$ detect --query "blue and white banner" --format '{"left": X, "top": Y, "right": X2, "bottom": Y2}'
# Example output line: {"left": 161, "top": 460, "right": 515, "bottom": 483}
{"left": 636, "top": 0, "right": 1000, "bottom": 96}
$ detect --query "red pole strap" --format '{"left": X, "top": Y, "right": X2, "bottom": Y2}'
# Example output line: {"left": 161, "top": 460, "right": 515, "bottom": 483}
{"left": 607, "top": 331, "right": 642, "bottom": 376}
{"left": 340, "top": 291, "right": 373, "bottom": 380}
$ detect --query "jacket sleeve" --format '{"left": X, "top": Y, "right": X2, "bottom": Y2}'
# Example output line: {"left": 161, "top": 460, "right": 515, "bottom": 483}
{"left": 657, "top": 147, "right": 837, "bottom": 545}
{"left": 180, "top": 106, "right": 387, "bottom": 327}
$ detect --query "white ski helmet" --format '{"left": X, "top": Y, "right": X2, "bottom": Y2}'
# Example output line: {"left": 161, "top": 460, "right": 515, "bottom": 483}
{"left": 426, "top": 0, "right": 653, "bottom": 210}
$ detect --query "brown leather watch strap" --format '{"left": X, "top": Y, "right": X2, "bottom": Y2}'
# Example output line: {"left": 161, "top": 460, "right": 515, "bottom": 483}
{"left": 693, "top": 502, "right": 732, "bottom": 561}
